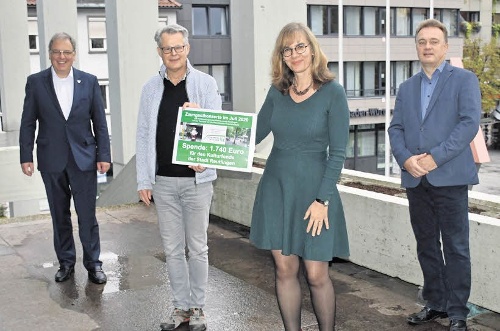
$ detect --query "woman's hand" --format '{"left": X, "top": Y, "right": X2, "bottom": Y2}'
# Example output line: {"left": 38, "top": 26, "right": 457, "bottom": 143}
{"left": 304, "top": 200, "right": 329, "bottom": 236}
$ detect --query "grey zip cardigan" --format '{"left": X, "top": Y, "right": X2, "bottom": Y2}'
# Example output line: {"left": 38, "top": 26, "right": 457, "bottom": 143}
{"left": 136, "top": 60, "right": 221, "bottom": 191}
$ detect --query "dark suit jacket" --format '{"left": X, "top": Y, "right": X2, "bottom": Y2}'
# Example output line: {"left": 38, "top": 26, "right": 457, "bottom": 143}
{"left": 388, "top": 62, "right": 481, "bottom": 188}
{"left": 19, "top": 67, "right": 111, "bottom": 173}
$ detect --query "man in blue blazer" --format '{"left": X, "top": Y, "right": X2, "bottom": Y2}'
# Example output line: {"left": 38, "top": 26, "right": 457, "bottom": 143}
{"left": 19, "top": 32, "right": 111, "bottom": 284}
{"left": 388, "top": 19, "right": 481, "bottom": 331}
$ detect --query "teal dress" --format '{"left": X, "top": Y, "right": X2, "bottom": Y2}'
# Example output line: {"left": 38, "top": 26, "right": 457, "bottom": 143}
{"left": 250, "top": 81, "right": 350, "bottom": 261}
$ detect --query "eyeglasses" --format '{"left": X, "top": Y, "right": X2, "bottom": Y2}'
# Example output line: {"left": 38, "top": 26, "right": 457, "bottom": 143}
{"left": 159, "top": 45, "right": 186, "bottom": 54}
{"left": 50, "top": 50, "right": 75, "bottom": 56}
{"left": 417, "top": 39, "right": 442, "bottom": 47}
{"left": 282, "top": 43, "right": 310, "bottom": 57}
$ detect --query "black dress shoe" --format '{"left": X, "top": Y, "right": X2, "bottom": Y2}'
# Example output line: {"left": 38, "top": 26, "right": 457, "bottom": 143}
{"left": 407, "top": 306, "right": 448, "bottom": 325}
{"left": 450, "top": 319, "right": 467, "bottom": 331}
{"left": 55, "top": 266, "right": 74, "bottom": 282}
{"left": 88, "top": 266, "right": 107, "bottom": 284}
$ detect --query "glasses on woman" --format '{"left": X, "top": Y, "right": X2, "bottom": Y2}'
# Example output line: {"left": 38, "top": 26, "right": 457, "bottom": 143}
{"left": 159, "top": 45, "right": 186, "bottom": 54}
{"left": 282, "top": 43, "right": 309, "bottom": 57}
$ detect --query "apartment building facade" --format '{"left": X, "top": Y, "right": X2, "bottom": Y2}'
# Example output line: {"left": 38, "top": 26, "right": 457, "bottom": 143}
{"left": 13, "top": 0, "right": 500, "bottom": 174}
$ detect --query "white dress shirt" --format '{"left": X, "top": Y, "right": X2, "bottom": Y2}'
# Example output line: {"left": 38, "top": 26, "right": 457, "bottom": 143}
{"left": 52, "top": 67, "right": 74, "bottom": 120}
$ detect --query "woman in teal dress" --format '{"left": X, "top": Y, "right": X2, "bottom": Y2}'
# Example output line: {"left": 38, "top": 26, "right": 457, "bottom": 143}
{"left": 250, "top": 22, "right": 350, "bottom": 331}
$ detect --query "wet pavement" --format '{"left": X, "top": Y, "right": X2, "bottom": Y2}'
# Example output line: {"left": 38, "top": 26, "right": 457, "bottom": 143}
{"left": 475, "top": 149, "right": 500, "bottom": 195}
{"left": 1, "top": 202, "right": 500, "bottom": 331}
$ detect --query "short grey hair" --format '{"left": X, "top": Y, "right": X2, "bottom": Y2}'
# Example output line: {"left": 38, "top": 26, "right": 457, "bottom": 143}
{"left": 154, "top": 24, "right": 189, "bottom": 47}
{"left": 48, "top": 32, "right": 76, "bottom": 51}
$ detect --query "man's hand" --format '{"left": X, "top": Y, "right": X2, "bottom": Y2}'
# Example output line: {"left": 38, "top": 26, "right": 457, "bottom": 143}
{"left": 403, "top": 154, "right": 429, "bottom": 178}
{"left": 21, "top": 162, "right": 35, "bottom": 176}
{"left": 183, "top": 102, "right": 200, "bottom": 109}
{"left": 189, "top": 164, "right": 206, "bottom": 173}
{"left": 138, "top": 189, "right": 153, "bottom": 206}
{"left": 97, "top": 162, "right": 111, "bottom": 174}
{"left": 417, "top": 154, "right": 437, "bottom": 172}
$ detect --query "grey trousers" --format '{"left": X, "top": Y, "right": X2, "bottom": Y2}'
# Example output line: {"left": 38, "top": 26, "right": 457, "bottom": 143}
{"left": 153, "top": 176, "right": 213, "bottom": 310}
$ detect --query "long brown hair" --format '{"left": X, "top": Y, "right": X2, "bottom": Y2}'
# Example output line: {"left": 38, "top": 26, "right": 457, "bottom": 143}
{"left": 271, "top": 22, "right": 334, "bottom": 94}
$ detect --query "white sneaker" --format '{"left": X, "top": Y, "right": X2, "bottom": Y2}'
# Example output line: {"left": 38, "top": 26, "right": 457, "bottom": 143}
{"left": 160, "top": 308, "right": 190, "bottom": 330}
{"left": 189, "top": 308, "right": 207, "bottom": 331}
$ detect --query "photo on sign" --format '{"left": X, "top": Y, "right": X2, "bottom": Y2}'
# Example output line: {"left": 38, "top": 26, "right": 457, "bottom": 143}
{"left": 178, "top": 123, "right": 252, "bottom": 147}
{"left": 179, "top": 124, "right": 205, "bottom": 142}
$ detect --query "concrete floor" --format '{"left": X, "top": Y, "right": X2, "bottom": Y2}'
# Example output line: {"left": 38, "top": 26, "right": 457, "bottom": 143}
{"left": 0, "top": 203, "right": 499, "bottom": 331}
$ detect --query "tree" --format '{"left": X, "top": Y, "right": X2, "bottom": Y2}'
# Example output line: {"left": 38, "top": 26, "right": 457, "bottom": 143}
{"left": 0, "top": 204, "right": 6, "bottom": 218}
{"left": 462, "top": 37, "right": 500, "bottom": 114}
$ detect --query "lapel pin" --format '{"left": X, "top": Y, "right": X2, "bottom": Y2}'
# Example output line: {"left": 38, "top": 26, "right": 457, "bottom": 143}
{"left": 77, "top": 80, "right": 81, "bottom": 84}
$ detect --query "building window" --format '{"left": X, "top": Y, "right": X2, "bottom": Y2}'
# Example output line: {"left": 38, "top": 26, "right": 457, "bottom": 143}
{"left": 411, "top": 8, "right": 428, "bottom": 34}
{"left": 99, "top": 81, "right": 111, "bottom": 136}
{"left": 376, "top": 126, "right": 386, "bottom": 171}
{"left": 99, "top": 81, "right": 109, "bottom": 113}
{"left": 345, "top": 61, "right": 422, "bottom": 97}
{"left": 327, "top": 62, "right": 339, "bottom": 79}
{"left": 192, "top": 6, "right": 229, "bottom": 36}
{"left": 363, "top": 62, "right": 386, "bottom": 97}
{"left": 345, "top": 7, "right": 362, "bottom": 36}
{"left": 193, "top": 65, "right": 231, "bottom": 103}
{"left": 88, "top": 17, "right": 107, "bottom": 51}
{"left": 347, "top": 125, "right": 377, "bottom": 160}
{"left": 345, "top": 62, "right": 387, "bottom": 98}
{"left": 388, "top": 8, "right": 460, "bottom": 37}
{"left": 391, "top": 62, "right": 410, "bottom": 95}
{"left": 411, "top": 61, "right": 421, "bottom": 74}
{"left": 362, "top": 7, "right": 378, "bottom": 36}
{"left": 28, "top": 17, "right": 38, "bottom": 52}
{"left": 345, "top": 62, "right": 361, "bottom": 97}
{"left": 434, "top": 9, "right": 459, "bottom": 36}
{"left": 393, "top": 8, "right": 411, "bottom": 36}
{"left": 308, "top": 5, "right": 338, "bottom": 35}
{"left": 347, "top": 7, "right": 387, "bottom": 36}
{"left": 358, "top": 126, "right": 376, "bottom": 157}
{"left": 158, "top": 17, "right": 169, "bottom": 27}
{"left": 363, "top": 62, "right": 376, "bottom": 96}
{"left": 494, "top": 13, "right": 500, "bottom": 24}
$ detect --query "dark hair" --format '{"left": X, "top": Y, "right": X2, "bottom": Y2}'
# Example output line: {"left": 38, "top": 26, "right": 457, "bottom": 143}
{"left": 415, "top": 19, "right": 448, "bottom": 43}
{"left": 48, "top": 32, "right": 76, "bottom": 51}
{"left": 271, "top": 22, "right": 334, "bottom": 94}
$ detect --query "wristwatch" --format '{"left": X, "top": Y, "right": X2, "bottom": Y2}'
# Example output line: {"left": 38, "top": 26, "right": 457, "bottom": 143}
{"left": 315, "top": 198, "right": 329, "bottom": 206}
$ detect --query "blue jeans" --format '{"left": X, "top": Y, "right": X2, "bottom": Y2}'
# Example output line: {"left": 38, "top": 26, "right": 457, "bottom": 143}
{"left": 153, "top": 176, "right": 213, "bottom": 310}
{"left": 406, "top": 176, "right": 471, "bottom": 320}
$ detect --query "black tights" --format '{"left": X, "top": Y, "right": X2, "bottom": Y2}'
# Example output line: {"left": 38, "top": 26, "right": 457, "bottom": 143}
{"left": 272, "top": 251, "right": 336, "bottom": 331}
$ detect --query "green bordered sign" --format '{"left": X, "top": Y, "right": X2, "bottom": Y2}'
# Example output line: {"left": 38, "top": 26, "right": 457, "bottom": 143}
{"left": 172, "top": 107, "right": 257, "bottom": 172}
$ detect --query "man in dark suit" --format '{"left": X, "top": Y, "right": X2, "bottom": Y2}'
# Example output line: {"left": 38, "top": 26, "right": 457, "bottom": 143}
{"left": 388, "top": 19, "right": 481, "bottom": 331}
{"left": 19, "top": 32, "right": 111, "bottom": 284}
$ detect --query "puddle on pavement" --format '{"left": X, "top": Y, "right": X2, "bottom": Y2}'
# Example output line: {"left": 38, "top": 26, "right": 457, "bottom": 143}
{"left": 37, "top": 250, "right": 166, "bottom": 299}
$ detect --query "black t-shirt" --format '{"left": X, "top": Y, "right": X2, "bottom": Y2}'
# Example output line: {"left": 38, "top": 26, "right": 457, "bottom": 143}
{"left": 156, "top": 78, "right": 195, "bottom": 177}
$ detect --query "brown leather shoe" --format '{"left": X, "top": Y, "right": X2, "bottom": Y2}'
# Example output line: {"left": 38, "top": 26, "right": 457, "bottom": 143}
{"left": 55, "top": 266, "right": 74, "bottom": 282}
{"left": 88, "top": 266, "right": 107, "bottom": 284}
{"left": 407, "top": 306, "right": 448, "bottom": 325}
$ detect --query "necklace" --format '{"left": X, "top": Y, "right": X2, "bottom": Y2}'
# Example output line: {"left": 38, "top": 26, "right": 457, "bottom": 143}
{"left": 292, "top": 78, "right": 313, "bottom": 96}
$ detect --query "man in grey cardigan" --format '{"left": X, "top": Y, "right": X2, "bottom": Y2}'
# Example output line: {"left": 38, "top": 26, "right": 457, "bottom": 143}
{"left": 136, "top": 24, "right": 221, "bottom": 331}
